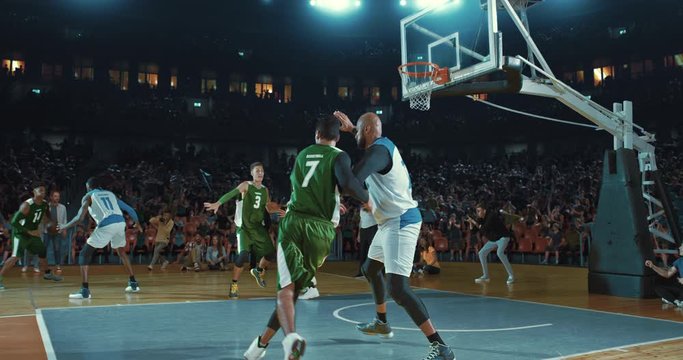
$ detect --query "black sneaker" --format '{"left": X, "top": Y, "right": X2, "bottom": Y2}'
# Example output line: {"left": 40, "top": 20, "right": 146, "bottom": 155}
{"left": 356, "top": 318, "right": 394, "bottom": 338}
{"left": 422, "top": 342, "right": 455, "bottom": 360}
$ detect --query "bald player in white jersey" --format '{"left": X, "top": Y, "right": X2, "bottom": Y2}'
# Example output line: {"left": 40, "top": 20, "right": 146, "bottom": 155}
{"left": 334, "top": 111, "right": 455, "bottom": 360}
{"left": 60, "top": 176, "right": 142, "bottom": 299}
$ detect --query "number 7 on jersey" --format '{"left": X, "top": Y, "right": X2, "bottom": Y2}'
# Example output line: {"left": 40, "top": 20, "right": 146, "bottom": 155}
{"left": 302, "top": 160, "right": 320, "bottom": 188}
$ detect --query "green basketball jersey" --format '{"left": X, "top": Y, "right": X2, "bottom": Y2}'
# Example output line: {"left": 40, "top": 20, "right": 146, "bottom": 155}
{"left": 16, "top": 198, "right": 49, "bottom": 233}
{"left": 235, "top": 183, "right": 267, "bottom": 229}
{"left": 287, "top": 144, "right": 342, "bottom": 225}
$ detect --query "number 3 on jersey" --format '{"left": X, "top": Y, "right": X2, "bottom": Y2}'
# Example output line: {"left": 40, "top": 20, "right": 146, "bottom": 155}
{"left": 253, "top": 194, "right": 262, "bottom": 209}
{"left": 302, "top": 160, "right": 320, "bottom": 188}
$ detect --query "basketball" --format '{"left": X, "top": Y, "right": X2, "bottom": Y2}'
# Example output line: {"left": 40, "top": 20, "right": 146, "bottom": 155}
{"left": 47, "top": 221, "right": 58, "bottom": 234}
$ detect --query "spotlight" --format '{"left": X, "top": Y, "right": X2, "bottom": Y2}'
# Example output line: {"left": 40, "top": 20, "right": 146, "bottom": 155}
{"left": 400, "top": 0, "right": 407, "bottom": 6}
{"left": 310, "top": 0, "right": 361, "bottom": 12}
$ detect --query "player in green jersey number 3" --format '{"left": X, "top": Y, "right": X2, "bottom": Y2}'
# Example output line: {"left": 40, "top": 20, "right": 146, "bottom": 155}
{"left": 204, "top": 162, "right": 285, "bottom": 299}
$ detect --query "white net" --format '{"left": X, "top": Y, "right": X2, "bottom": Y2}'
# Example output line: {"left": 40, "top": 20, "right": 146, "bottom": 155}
{"left": 406, "top": 82, "right": 434, "bottom": 111}
{"left": 399, "top": 63, "right": 438, "bottom": 111}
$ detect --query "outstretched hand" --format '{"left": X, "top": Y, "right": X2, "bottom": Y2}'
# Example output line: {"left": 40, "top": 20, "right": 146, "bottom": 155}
{"left": 204, "top": 202, "right": 220, "bottom": 214}
{"left": 333, "top": 111, "right": 355, "bottom": 133}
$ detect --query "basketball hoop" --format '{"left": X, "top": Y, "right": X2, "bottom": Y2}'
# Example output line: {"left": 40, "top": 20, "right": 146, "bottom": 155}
{"left": 398, "top": 62, "right": 449, "bottom": 111}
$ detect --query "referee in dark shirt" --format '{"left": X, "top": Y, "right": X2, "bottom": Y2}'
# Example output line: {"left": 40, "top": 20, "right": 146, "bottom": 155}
{"left": 467, "top": 203, "right": 516, "bottom": 284}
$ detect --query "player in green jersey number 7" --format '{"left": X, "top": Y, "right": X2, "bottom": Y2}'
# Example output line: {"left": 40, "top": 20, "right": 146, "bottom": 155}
{"left": 242, "top": 115, "right": 371, "bottom": 360}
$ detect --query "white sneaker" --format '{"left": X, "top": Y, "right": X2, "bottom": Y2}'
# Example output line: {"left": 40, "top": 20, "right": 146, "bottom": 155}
{"left": 33, "top": 267, "right": 40, "bottom": 274}
{"left": 506, "top": 276, "right": 515, "bottom": 285}
{"left": 243, "top": 336, "right": 268, "bottom": 360}
{"left": 69, "top": 287, "right": 92, "bottom": 299}
{"left": 299, "top": 287, "right": 319, "bottom": 300}
{"left": 161, "top": 260, "right": 169, "bottom": 270}
{"left": 21, "top": 266, "right": 28, "bottom": 273}
{"left": 474, "top": 276, "right": 490, "bottom": 284}
{"left": 662, "top": 298, "right": 674, "bottom": 305}
{"left": 675, "top": 300, "right": 683, "bottom": 308}
{"left": 282, "top": 333, "right": 306, "bottom": 360}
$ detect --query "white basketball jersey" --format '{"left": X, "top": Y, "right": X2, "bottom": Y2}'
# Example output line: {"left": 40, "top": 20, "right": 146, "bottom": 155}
{"left": 359, "top": 204, "right": 377, "bottom": 229}
{"left": 87, "top": 190, "right": 123, "bottom": 225}
{"left": 365, "top": 137, "right": 418, "bottom": 224}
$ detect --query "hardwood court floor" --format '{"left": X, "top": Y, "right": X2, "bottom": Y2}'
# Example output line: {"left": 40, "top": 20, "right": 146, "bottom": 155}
{"left": 1, "top": 261, "right": 681, "bottom": 359}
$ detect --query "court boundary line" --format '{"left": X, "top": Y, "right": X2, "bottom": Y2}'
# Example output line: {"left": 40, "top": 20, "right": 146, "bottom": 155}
{"left": 0, "top": 313, "right": 35, "bottom": 319}
{"left": 543, "top": 335, "right": 683, "bottom": 359}
{"left": 332, "top": 300, "right": 553, "bottom": 332}
{"left": 419, "top": 287, "right": 683, "bottom": 326}
{"left": 39, "top": 299, "right": 226, "bottom": 312}
{"left": 319, "top": 271, "right": 683, "bottom": 326}
{"left": 35, "top": 309, "right": 57, "bottom": 360}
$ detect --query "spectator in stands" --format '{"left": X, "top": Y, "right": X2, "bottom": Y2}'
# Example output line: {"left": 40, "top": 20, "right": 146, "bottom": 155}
{"left": 44, "top": 190, "right": 67, "bottom": 272}
{"left": 341, "top": 219, "right": 355, "bottom": 260}
{"left": 0, "top": 223, "right": 9, "bottom": 265}
{"left": 564, "top": 223, "right": 581, "bottom": 264}
{"left": 225, "top": 224, "right": 237, "bottom": 259}
{"left": 445, "top": 214, "right": 463, "bottom": 262}
{"left": 646, "top": 243, "right": 683, "bottom": 308}
{"left": 541, "top": 223, "right": 565, "bottom": 265}
{"left": 71, "top": 226, "right": 87, "bottom": 265}
{"left": 468, "top": 203, "right": 515, "bottom": 284}
{"left": 413, "top": 238, "right": 441, "bottom": 276}
{"left": 206, "top": 234, "right": 227, "bottom": 270}
{"left": 463, "top": 222, "right": 479, "bottom": 262}
{"left": 178, "top": 233, "right": 202, "bottom": 272}
{"left": 147, "top": 209, "right": 174, "bottom": 271}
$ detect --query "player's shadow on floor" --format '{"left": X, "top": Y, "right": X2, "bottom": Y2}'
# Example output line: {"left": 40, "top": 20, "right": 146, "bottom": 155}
{"left": 325, "top": 337, "right": 408, "bottom": 346}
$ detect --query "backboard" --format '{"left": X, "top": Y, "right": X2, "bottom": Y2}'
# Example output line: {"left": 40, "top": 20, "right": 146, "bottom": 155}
{"left": 400, "top": 0, "right": 503, "bottom": 100}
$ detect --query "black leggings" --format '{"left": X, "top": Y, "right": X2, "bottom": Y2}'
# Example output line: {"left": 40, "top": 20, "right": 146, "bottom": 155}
{"left": 414, "top": 264, "right": 441, "bottom": 275}
{"left": 362, "top": 258, "right": 431, "bottom": 326}
{"left": 655, "top": 281, "right": 683, "bottom": 303}
{"left": 358, "top": 225, "right": 377, "bottom": 274}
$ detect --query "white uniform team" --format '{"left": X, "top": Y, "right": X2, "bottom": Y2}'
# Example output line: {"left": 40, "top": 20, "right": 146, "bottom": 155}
{"left": 83, "top": 189, "right": 128, "bottom": 249}
{"left": 366, "top": 137, "right": 422, "bottom": 278}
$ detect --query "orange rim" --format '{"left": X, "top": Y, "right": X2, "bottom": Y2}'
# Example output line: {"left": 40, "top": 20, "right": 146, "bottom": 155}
{"left": 397, "top": 61, "right": 440, "bottom": 78}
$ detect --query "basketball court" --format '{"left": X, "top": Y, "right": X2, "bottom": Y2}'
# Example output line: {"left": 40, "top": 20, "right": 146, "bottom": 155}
{"left": 1, "top": 1, "right": 681, "bottom": 359}
{"left": 2, "top": 263, "right": 683, "bottom": 359}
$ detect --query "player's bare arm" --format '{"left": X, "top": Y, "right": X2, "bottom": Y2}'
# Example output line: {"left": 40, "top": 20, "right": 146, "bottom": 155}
{"left": 60, "top": 196, "right": 92, "bottom": 231}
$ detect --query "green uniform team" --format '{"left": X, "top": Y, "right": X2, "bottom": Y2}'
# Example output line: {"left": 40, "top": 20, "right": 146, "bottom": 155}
{"left": 205, "top": 162, "right": 277, "bottom": 298}
{"left": 11, "top": 198, "right": 50, "bottom": 259}
{"left": 219, "top": 182, "right": 275, "bottom": 259}
{"left": 0, "top": 185, "right": 62, "bottom": 290}
{"left": 277, "top": 144, "right": 342, "bottom": 290}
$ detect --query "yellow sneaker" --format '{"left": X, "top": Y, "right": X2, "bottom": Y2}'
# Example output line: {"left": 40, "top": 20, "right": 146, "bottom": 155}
{"left": 229, "top": 282, "right": 239, "bottom": 299}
